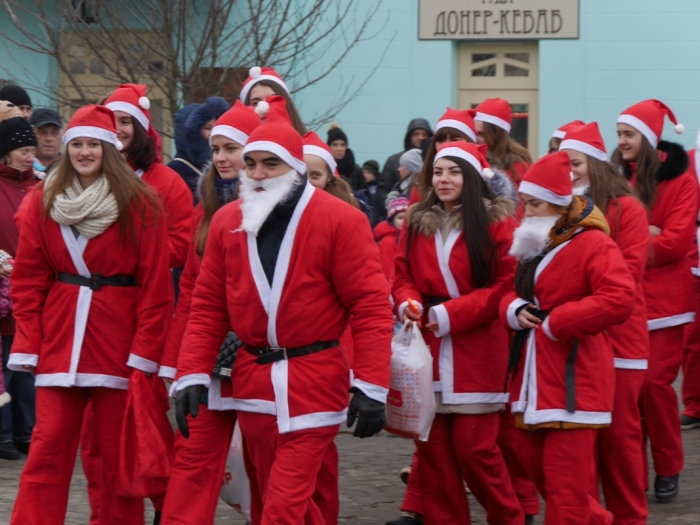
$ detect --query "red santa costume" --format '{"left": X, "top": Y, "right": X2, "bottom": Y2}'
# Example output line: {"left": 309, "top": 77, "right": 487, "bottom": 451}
{"left": 681, "top": 132, "right": 700, "bottom": 425}
{"left": 7, "top": 105, "right": 172, "bottom": 525}
{"left": 373, "top": 197, "right": 407, "bottom": 284}
{"left": 158, "top": 100, "right": 261, "bottom": 525}
{"left": 173, "top": 96, "right": 392, "bottom": 525}
{"left": 474, "top": 98, "right": 530, "bottom": 186}
{"left": 80, "top": 84, "right": 194, "bottom": 523}
{"left": 393, "top": 142, "right": 523, "bottom": 525}
{"left": 500, "top": 152, "right": 636, "bottom": 525}
{"left": 615, "top": 100, "right": 696, "bottom": 489}
{"left": 561, "top": 122, "right": 650, "bottom": 524}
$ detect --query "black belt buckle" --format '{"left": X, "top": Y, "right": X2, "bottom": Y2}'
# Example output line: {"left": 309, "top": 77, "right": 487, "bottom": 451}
{"left": 89, "top": 273, "right": 103, "bottom": 291}
{"left": 269, "top": 347, "right": 288, "bottom": 360}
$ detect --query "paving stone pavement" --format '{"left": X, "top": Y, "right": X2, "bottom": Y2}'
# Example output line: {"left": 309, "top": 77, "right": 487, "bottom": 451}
{"left": 1, "top": 387, "right": 700, "bottom": 524}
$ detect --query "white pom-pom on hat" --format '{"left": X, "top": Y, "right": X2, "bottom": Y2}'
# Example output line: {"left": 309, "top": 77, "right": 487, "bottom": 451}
{"left": 249, "top": 66, "right": 262, "bottom": 79}
{"left": 482, "top": 167, "right": 495, "bottom": 180}
{"left": 138, "top": 96, "right": 150, "bottom": 110}
{"left": 116, "top": 140, "right": 123, "bottom": 151}
{"left": 675, "top": 123, "right": 685, "bottom": 134}
{"left": 255, "top": 100, "right": 270, "bottom": 118}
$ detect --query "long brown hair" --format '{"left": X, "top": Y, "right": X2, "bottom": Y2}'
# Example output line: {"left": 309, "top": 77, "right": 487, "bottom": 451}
{"left": 325, "top": 174, "right": 360, "bottom": 209}
{"left": 122, "top": 118, "right": 157, "bottom": 171}
{"left": 244, "top": 80, "right": 307, "bottom": 135}
{"left": 43, "top": 141, "right": 160, "bottom": 240}
{"left": 407, "top": 157, "right": 497, "bottom": 288}
{"left": 481, "top": 122, "right": 532, "bottom": 183}
{"left": 610, "top": 137, "right": 660, "bottom": 208}
{"left": 194, "top": 163, "right": 239, "bottom": 255}
{"left": 417, "top": 127, "right": 472, "bottom": 198}
{"left": 584, "top": 156, "right": 634, "bottom": 216}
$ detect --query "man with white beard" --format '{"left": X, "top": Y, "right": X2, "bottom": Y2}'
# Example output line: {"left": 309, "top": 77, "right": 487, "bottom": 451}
{"left": 172, "top": 95, "right": 393, "bottom": 525}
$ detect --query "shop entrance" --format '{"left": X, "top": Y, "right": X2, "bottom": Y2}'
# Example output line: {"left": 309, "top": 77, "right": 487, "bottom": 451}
{"left": 457, "top": 42, "right": 539, "bottom": 159}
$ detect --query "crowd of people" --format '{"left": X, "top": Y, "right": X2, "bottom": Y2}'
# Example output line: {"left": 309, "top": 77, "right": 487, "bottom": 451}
{"left": 0, "top": 67, "right": 699, "bottom": 525}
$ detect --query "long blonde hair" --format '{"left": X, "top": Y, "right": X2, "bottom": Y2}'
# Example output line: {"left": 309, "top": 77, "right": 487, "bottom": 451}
{"left": 43, "top": 141, "right": 160, "bottom": 240}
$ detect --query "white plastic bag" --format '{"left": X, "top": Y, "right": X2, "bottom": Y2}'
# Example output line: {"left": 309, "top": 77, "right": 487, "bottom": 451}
{"left": 220, "top": 421, "right": 251, "bottom": 521}
{"left": 384, "top": 321, "right": 436, "bottom": 441}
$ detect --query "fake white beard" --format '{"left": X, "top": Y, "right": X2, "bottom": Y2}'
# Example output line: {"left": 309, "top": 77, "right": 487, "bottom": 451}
{"left": 509, "top": 215, "right": 560, "bottom": 261}
{"left": 572, "top": 182, "right": 590, "bottom": 196}
{"left": 239, "top": 169, "right": 300, "bottom": 235}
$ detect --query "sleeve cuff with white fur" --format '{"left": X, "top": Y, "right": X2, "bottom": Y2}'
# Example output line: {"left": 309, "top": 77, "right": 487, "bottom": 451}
{"left": 397, "top": 300, "right": 423, "bottom": 321}
{"left": 352, "top": 378, "right": 389, "bottom": 403}
{"left": 7, "top": 353, "right": 38, "bottom": 372}
{"left": 158, "top": 365, "right": 177, "bottom": 379}
{"left": 173, "top": 373, "right": 211, "bottom": 394}
{"left": 428, "top": 304, "right": 451, "bottom": 338}
{"left": 542, "top": 316, "right": 558, "bottom": 341}
{"left": 507, "top": 298, "right": 530, "bottom": 331}
{"left": 126, "top": 353, "right": 159, "bottom": 374}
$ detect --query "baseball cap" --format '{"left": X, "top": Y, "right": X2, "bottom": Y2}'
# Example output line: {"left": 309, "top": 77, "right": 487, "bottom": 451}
{"left": 29, "top": 108, "right": 63, "bottom": 128}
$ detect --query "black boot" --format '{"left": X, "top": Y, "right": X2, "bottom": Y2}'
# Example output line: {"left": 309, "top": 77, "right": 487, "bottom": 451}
{"left": 525, "top": 515, "right": 535, "bottom": 525}
{"left": 386, "top": 514, "right": 424, "bottom": 525}
{"left": 153, "top": 510, "right": 161, "bottom": 525}
{"left": 654, "top": 474, "right": 679, "bottom": 502}
{"left": 0, "top": 441, "right": 20, "bottom": 460}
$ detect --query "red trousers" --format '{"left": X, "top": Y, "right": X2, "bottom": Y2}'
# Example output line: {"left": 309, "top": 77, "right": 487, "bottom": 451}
{"left": 498, "top": 407, "right": 541, "bottom": 516}
{"left": 597, "top": 369, "right": 647, "bottom": 525}
{"left": 11, "top": 387, "right": 143, "bottom": 525}
{"left": 517, "top": 428, "right": 611, "bottom": 525}
{"left": 416, "top": 412, "right": 523, "bottom": 525}
{"left": 683, "top": 278, "right": 700, "bottom": 418}
{"left": 238, "top": 411, "right": 339, "bottom": 525}
{"left": 640, "top": 326, "right": 684, "bottom": 476}
{"left": 159, "top": 406, "right": 237, "bottom": 525}
{"left": 400, "top": 451, "right": 422, "bottom": 515}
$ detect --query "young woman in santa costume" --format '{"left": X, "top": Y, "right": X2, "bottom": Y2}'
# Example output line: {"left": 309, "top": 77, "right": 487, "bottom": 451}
{"left": 561, "top": 122, "right": 650, "bottom": 524}
{"left": 500, "top": 151, "right": 636, "bottom": 525}
{"left": 153, "top": 100, "right": 261, "bottom": 525}
{"left": 241, "top": 66, "right": 307, "bottom": 134}
{"left": 474, "top": 98, "right": 531, "bottom": 187}
{"left": 398, "top": 107, "right": 536, "bottom": 525}
{"left": 611, "top": 99, "right": 697, "bottom": 501}
{"left": 393, "top": 141, "right": 524, "bottom": 525}
{"left": 7, "top": 104, "right": 171, "bottom": 525}
{"left": 78, "top": 83, "right": 194, "bottom": 525}
{"left": 681, "top": 130, "right": 700, "bottom": 431}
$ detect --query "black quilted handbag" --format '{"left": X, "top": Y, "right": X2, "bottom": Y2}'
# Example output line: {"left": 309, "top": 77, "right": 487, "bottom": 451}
{"left": 212, "top": 331, "right": 242, "bottom": 380}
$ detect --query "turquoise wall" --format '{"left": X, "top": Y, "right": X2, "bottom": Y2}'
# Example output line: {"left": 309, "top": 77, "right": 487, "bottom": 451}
{"left": 292, "top": 0, "right": 454, "bottom": 168}
{"left": 539, "top": 0, "right": 700, "bottom": 156}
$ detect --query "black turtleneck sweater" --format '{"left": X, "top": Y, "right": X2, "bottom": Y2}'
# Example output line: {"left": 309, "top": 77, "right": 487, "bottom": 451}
{"left": 256, "top": 177, "right": 307, "bottom": 284}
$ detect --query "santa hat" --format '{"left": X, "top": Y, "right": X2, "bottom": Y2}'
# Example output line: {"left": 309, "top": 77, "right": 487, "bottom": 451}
{"left": 209, "top": 100, "right": 261, "bottom": 146}
{"left": 519, "top": 151, "right": 572, "bottom": 206}
{"left": 617, "top": 99, "right": 684, "bottom": 149}
{"left": 242, "top": 95, "right": 305, "bottom": 174}
{"left": 435, "top": 107, "right": 477, "bottom": 142}
{"left": 474, "top": 98, "right": 511, "bottom": 133}
{"left": 434, "top": 141, "right": 494, "bottom": 181}
{"left": 303, "top": 131, "right": 337, "bottom": 174}
{"left": 104, "top": 84, "right": 151, "bottom": 131}
{"left": 240, "top": 66, "right": 290, "bottom": 103}
{"left": 559, "top": 122, "right": 608, "bottom": 162}
{"left": 62, "top": 105, "right": 122, "bottom": 150}
{"left": 551, "top": 120, "right": 585, "bottom": 140}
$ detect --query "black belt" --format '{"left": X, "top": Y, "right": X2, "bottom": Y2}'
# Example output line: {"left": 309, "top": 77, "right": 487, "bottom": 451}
{"left": 504, "top": 306, "right": 549, "bottom": 392}
{"left": 245, "top": 340, "right": 339, "bottom": 365}
{"left": 57, "top": 272, "right": 137, "bottom": 291}
{"left": 425, "top": 295, "right": 450, "bottom": 308}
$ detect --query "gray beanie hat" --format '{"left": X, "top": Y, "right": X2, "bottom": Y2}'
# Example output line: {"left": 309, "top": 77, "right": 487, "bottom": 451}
{"left": 399, "top": 148, "right": 423, "bottom": 173}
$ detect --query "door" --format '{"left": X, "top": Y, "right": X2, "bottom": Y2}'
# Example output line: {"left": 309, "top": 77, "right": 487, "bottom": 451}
{"left": 457, "top": 42, "right": 539, "bottom": 159}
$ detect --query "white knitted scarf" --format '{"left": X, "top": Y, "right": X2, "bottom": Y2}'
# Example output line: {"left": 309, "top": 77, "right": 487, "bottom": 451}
{"left": 47, "top": 174, "right": 119, "bottom": 239}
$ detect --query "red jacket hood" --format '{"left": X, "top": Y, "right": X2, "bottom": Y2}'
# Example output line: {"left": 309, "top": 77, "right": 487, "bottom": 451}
{"left": 0, "top": 162, "right": 36, "bottom": 182}
{"left": 373, "top": 220, "right": 398, "bottom": 242}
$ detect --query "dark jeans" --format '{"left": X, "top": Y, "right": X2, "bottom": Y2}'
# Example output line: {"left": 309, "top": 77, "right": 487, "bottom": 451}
{"left": 0, "top": 334, "right": 36, "bottom": 442}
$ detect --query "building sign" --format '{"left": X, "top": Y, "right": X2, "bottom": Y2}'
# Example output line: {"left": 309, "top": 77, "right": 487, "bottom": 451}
{"left": 419, "top": 0, "right": 579, "bottom": 40}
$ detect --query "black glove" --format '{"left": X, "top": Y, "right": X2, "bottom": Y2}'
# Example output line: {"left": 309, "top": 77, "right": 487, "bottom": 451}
{"left": 346, "top": 388, "right": 386, "bottom": 438}
{"left": 175, "top": 384, "right": 203, "bottom": 439}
